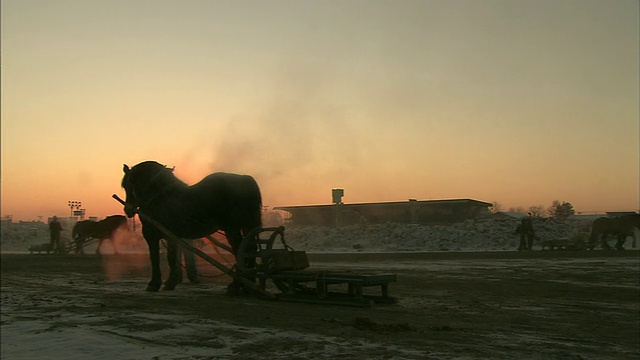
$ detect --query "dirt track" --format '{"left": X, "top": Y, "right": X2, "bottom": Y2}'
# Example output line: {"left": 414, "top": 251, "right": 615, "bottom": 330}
{"left": 2, "top": 250, "right": 639, "bottom": 359}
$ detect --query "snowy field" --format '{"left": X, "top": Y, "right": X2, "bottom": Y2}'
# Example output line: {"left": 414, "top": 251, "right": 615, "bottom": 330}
{"left": 0, "top": 216, "right": 609, "bottom": 255}
{"left": 2, "top": 218, "right": 639, "bottom": 359}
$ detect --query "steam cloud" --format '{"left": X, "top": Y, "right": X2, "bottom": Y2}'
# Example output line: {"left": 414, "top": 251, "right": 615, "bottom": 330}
{"left": 206, "top": 65, "right": 364, "bottom": 207}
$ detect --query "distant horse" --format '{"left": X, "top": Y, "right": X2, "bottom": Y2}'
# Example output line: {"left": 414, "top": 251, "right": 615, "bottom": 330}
{"left": 72, "top": 215, "right": 128, "bottom": 254}
{"left": 588, "top": 214, "right": 640, "bottom": 250}
{"left": 121, "top": 161, "right": 262, "bottom": 292}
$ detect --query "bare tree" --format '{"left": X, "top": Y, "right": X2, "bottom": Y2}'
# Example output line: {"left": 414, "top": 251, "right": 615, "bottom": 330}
{"left": 490, "top": 201, "right": 503, "bottom": 214}
{"left": 509, "top": 206, "right": 526, "bottom": 214}
{"left": 528, "top": 205, "right": 545, "bottom": 218}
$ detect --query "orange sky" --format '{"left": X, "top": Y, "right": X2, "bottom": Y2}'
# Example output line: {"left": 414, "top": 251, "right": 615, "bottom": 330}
{"left": 1, "top": 0, "right": 639, "bottom": 221}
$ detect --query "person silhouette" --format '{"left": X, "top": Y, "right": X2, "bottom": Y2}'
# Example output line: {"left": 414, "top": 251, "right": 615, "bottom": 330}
{"left": 49, "top": 216, "right": 63, "bottom": 253}
{"left": 516, "top": 213, "right": 535, "bottom": 251}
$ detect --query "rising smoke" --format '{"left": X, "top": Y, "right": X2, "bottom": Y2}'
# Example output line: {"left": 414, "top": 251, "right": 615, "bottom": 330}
{"left": 205, "top": 64, "right": 365, "bottom": 207}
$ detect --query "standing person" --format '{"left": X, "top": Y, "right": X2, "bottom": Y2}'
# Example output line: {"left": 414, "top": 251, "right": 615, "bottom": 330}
{"left": 49, "top": 216, "right": 63, "bottom": 253}
{"left": 516, "top": 213, "right": 535, "bottom": 251}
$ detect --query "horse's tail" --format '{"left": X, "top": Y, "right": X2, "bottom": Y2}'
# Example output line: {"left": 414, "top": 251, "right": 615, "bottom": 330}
{"left": 250, "top": 176, "right": 263, "bottom": 229}
{"left": 238, "top": 175, "right": 263, "bottom": 233}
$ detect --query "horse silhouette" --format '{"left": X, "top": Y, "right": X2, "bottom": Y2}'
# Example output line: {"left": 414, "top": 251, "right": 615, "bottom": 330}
{"left": 588, "top": 214, "right": 640, "bottom": 250}
{"left": 72, "top": 215, "right": 128, "bottom": 254}
{"left": 121, "top": 161, "right": 262, "bottom": 292}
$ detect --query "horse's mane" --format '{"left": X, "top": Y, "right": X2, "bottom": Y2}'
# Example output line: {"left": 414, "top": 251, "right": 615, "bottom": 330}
{"left": 124, "top": 161, "right": 188, "bottom": 194}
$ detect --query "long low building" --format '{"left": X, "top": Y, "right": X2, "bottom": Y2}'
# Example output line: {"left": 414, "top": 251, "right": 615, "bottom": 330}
{"left": 273, "top": 198, "right": 493, "bottom": 227}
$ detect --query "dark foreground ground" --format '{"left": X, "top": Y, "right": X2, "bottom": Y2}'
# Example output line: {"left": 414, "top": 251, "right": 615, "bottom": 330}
{"left": 1, "top": 250, "right": 639, "bottom": 359}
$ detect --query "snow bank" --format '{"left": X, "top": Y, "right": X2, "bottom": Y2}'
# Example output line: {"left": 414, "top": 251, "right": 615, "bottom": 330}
{"left": 0, "top": 219, "right": 147, "bottom": 254}
{"left": 282, "top": 219, "right": 589, "bottom": 253}
{"left": 1, "top": 218, "right": 591, "bottom": 254}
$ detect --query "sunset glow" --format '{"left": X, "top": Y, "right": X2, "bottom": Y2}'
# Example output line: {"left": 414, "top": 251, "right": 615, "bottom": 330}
{"left": 2, "top": 0, "right": 638, "bottom": 221}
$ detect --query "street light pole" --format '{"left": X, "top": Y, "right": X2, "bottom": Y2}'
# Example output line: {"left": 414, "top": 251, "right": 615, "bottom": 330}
{"left": 68, "top": 201, "right": 82, "bottom": 219}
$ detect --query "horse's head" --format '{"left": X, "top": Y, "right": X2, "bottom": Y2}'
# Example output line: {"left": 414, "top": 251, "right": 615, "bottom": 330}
{"left": 121, "top": 164, "right": 138, "bottom": 218}
{"left": 121, "top": 161, "right": 175, "bottom": 218}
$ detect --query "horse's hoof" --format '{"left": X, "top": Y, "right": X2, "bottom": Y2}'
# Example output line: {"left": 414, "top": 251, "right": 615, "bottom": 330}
{"left": 188, "top": 277, "right": 201, "bottom": 285}
{"left": 162, "top": 282, "right": 177, "bottom": 291}
{"left": 226, "top": 283, "right": 243, "bottom": 296}
{"left": 226, "top": 287, "right": 242, "bottom": 296}
{"left": 146, "top": 280, "right": 161, "bottom": 292}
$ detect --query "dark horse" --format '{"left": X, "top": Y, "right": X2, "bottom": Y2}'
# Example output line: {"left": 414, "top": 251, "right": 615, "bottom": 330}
{"left": 588, "top": 214, "right": 640, "bottom": 250}
{"left": 121, "top": 161, "right": 262, "bottom": 292}
{"left": 72, "top": 215, "right": 128, "bottom": 254}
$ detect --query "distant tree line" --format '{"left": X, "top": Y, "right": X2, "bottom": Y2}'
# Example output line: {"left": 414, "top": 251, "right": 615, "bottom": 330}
{"left": 490, "top": 200, "right": 575, "bottom": 221}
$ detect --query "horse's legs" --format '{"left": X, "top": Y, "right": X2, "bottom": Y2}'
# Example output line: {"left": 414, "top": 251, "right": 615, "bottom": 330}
{"left": 526, "top": 233, "right": 534, "bottom": 251}
{"left": 163, "top": 240, "right": 182, "bottom": 291}
{"left": 74, "top": 238, "right": 84, "bottom": 254}
{"left": 111, "top": 238, "right": 119, "bottom": 254}
{"left": 518, "top": 233, "right": 526, "bottom": 251}
{"left": 226, "top": 231, "right": 242, "bottom": 294}
{"left": 96, "top": 239, "right": 103, "bottom": 255}
{"left": 182, "top": 239, "right": 199, "bottom": 284}
{"left": 146, "top": 239, "right": 163, "bottom": 292}
{"left": 615, "top": 234, "right": 627, "bottom": 250}
{"left": 170, "top": 240, "right": 199, "bottom": 284}
{"left": 225, "top": 230, "right": 256, "bottom": 295}
{"left": 587, "top": 233, "right": 597, "bottom": 250}
{"left": 228, "top": 230, "right": 258, "bottom": 272}
{"left": 600, "top": 234, "right": 611, "bottom": 250}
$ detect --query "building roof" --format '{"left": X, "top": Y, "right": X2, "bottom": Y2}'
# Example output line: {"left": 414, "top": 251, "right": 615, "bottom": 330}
{"left": 605, "top": 211, "right": 639, "bottom": 217}
{"left": 567, "top": 214, "right": 603, "bottom": 221}
{"left": 492, "top": 212, "right": 527, "bottom": 219}
{"left": 273, "top": 198, "right": 492, "bottom": 211}
{"left": 273, "top": 198, "right": 493, "bottom": 226}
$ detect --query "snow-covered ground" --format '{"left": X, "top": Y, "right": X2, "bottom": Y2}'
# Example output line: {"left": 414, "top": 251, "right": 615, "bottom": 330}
{"left": 282, "top": 218, "right": 594, "bottom": 253}
{"left": 1, "top": 217, "right": 597, "bottom": 254}
{"left": 2, "top": 217, "right": 638, "bottom": 360}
